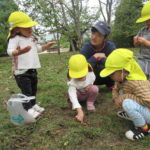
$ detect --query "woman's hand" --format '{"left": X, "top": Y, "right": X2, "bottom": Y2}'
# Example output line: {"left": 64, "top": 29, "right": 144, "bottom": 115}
{"left": 93, "top": 53, "right": 106, "bottom": 60}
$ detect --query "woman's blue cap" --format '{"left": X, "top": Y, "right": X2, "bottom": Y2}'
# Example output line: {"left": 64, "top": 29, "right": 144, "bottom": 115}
{"left": 92, "top": 21, "right": 111, "bottom": 36}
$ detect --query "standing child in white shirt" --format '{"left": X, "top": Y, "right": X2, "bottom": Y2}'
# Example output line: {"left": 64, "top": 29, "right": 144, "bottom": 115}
{"left": 68, "top": 54, "right": 99, "bottom": 124}
{"left": 7, "top": 11, "right": 56, "bottom": 118}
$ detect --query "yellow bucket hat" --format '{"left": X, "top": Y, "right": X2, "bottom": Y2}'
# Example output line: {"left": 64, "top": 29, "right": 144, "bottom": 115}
{"left": 69, "top": 54, "right": 89, "bottom": 78}
{"left": 136, "top": 1, "right": 150, "bottom": 23}
{"left": 100, "top": 48, "right": 147, "bottom": 80}
{"left": 8, "top": 11, "right": 38, "bottom": 30}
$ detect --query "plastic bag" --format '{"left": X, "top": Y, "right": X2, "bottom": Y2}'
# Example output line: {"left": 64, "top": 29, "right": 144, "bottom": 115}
{"left": 7, "top": 94, "right": 36, "bottom": 125}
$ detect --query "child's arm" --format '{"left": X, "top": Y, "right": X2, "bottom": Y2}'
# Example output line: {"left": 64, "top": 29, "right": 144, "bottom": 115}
{"left": 12, "top": 46, "right": 31, "bottom": 56}
{"left": 114, "top": 96, "right": 122, "bottom": 107}
{"left": 112, "top": 82, "right": 119, "bottom": 100}
{"left": 41, "top": 42, "right": 56, "bottom": 51}
{"left": 68, "top": 86, "right": 85, "bottom": 123}
{"left": 7, "top": 37, "right": 31, "bottom": 56}
{"left": 137, "top": 37, "right": 150, "bottom": 47}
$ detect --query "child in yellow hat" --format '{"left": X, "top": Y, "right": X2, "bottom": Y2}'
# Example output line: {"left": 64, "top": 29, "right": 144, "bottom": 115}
{"left": 134, "top": 1, "right": 150, "bottom": 79}
{"left": 7, "top": 11, "right": 56, "bottom": 118}
{"left": 100, "top": 48, "right": 150, "bottom": 141}
{"left": 67, "top": 54, "right": 99, "bottom": 124}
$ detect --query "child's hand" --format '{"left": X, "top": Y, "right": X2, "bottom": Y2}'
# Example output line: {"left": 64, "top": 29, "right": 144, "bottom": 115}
{"left": 75, "top": 108, "right": 84, "bottom": 123}
{"left": 42, "top": 41, "right": 57, "bottom": 51}
{"left": 137, "top": 37, "right": 147, "bottom": 45}
{"left": 114, "top": 97, "right": 122, "bottom": 108}
{"left": 134, "top": 36, "right": 139, "bottom": 42}
{"left": 46, "top": 41, "right": 57, "bottom": 48}
{"left": 19, "top": 46, "right": 32, "bottom": 54}
{"left": 85, "top": 84, "right": 92, "bottom": 91}
{"left": 133, "top": 36, "right": 140, "bottom": 46}
{"left": 13, "top": 46, "right": 31, "bottom": 56}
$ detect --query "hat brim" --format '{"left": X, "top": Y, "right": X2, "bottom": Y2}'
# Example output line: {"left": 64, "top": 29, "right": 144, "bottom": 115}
{"left": 136, "top": 16, "right": 150, "bottom": 23}
{"left": 100, "top": 68, "right": 119, "bottom": 77}
{"left": 93, "top": 25, "right": 105, "bottom": 35}
{"left": 17, "top": 21, "right": 38, "bottom": 28}
{"left": 8, "top": 21, "right": 38, "bottom": 39}
{"left": 69, "top": 67, "right": 88, "bottom": 79}
{"left": 10, "top": 21, "right": 38, "bottom": 30}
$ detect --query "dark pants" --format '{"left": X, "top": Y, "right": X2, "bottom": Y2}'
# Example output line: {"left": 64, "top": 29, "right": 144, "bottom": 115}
{"left": 14, "top": 69, "right": 37, "bottom": 110}
{"left": 93, "top": 65, "right": 114, "bottom": 87}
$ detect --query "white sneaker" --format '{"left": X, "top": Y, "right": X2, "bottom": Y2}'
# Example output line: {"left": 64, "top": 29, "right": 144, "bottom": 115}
{"left": 28, "top": 108, "right": 40, "bottom": 119}
{"left": 125, "top": 128, "right": 150, "bottom": 141}
{"left": 33, "top": 104, "right": 45, "bottom": 113}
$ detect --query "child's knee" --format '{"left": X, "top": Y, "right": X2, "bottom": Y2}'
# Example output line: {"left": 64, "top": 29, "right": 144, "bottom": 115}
{"left": 122, "top": 99, "right": 135, "bottom": 112}
{"left": 89, "top": 85, "right": 99, "bottom": 95}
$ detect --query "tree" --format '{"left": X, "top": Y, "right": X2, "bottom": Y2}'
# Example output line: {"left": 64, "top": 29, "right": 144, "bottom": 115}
{"left": 97, "top": 0, "right": 120, "bottom": 24}
{"left": 15, "top": 0, "right": 100, "bottom": 52}
{"left": 111, "top": 0, "right": 143, "bottom": 48}
{"left": 0, "top": 0, "right": 18, "bottom": 56}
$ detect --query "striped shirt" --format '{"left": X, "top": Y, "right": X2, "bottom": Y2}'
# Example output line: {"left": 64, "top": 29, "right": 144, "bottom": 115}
{"left": 112, "top": 80, "right": 150, "bottom": 108}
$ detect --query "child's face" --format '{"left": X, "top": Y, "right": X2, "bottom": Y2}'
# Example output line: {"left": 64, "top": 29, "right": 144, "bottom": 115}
{"left": 145, "top": 19, "right": 150, "bottom": 27}
{"left": 110, "top": 70, "right": 127, "bottom": 82}
{"left": 91, "top": 32, "right": 106, "bottom": 47}
{"left": 18, "top": 27, "right": 32, "bottom": 37}
{"left": 75, "top": 76, "right": 86, "bottom": 81}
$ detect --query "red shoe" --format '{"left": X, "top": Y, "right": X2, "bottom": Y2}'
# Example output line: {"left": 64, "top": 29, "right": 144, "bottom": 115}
{"left": 107, "top": 85, "right": 115, "bottom": 91}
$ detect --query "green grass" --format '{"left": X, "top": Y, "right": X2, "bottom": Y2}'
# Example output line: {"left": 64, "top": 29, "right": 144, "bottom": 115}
{"left": 0, "top": 52, "right": 150, "bottom": 150}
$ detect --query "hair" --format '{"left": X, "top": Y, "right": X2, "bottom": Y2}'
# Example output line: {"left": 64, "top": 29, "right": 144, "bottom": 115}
{"left": 7, "top": 27, "right": 38, "bottom": 42}
{"left": 91, "top": 27, "right": 98, "bottom": 33}
{"left": 91, "top": 27, "right": 108, "bottom": 38}
{"left": 8, "top": 27, "right": 21, "bottom": 41}
{"left": 67, "top": 64, "right": 93, "bottom": 80}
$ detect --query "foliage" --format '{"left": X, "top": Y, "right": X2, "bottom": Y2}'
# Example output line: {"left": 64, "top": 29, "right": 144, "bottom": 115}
{"left": 0, "top": 0, "right": 18, "bottom": 56}
{"left": 111, "top": 0, "right": 143, "bottom": 48}
{"left": 15, "top": 0, "right": 100, "bottom": 51}
{"left": 60, "top": 35, "right": 70, "bottom": 48}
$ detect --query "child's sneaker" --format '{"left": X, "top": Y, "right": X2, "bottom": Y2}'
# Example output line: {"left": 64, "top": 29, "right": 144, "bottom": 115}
{"left": 28, "top": 108, "right": 41, "bottom": 119}
{"left": 33, "top": 104, "right": 45, "bottom": 113}
{"left": 125, "top": 127, "right": 150, "bottom": 141}
{"left": 87, "top": 102, "right": 96, "bottom": 111}
{"left": 117, "top": 111, "right": 131, "bottom": 120}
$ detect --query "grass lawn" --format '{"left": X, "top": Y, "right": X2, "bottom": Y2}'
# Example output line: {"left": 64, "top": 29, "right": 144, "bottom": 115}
{"left": 0, "top": 52, "right": 150, "bottom": 150}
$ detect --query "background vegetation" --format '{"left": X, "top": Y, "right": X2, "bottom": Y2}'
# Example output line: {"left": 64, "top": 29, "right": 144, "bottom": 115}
{"left": 0, "top": 0, "right": 18, "bottom": 56}
{"left": 111, "top": 0, "right": 143, "bottom": 48}
{"left": 0, "top": 0, "right": 146, "bottom": 55}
